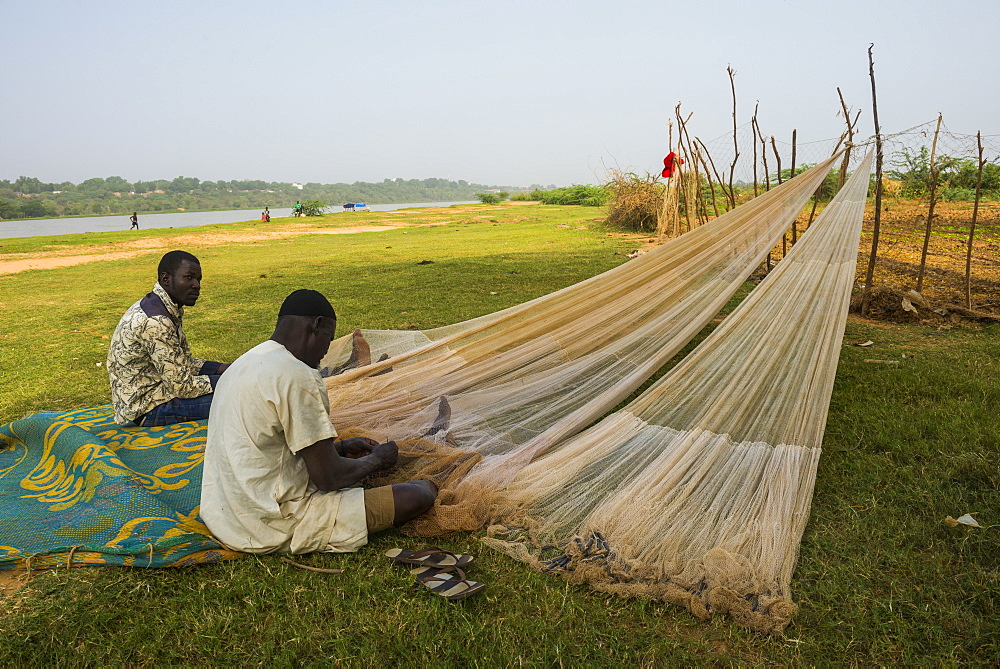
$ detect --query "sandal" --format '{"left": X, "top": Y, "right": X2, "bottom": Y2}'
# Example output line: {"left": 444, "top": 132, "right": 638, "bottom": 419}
{"left": 385, "top": 546, "right": 474, "bottom": 568}
{"left": 410, "top": 564, "right": 459, "bottom": 582}
{"left": 416, "top": 566, "right": 486, "bottom": 601}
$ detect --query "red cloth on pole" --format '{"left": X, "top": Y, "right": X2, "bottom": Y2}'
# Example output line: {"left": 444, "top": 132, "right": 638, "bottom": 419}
{"left": 661, "top": 152, "right": 684, "bottom": 178}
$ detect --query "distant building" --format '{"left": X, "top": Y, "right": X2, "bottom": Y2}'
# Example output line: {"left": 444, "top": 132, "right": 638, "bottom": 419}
{"left": 291, "top": 183, "right": 304, "bottom": 190}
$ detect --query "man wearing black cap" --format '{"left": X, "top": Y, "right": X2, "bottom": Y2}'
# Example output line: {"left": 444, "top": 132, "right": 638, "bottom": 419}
{"left": 201, "top": 289, "right": 437, "bottom": 554}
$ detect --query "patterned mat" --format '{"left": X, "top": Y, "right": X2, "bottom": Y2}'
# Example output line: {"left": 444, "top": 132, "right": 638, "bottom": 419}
{"left": 0, "top": 406, "right": 242, "bottom": 570}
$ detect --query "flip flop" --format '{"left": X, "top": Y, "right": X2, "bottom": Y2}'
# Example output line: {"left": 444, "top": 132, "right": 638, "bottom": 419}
{"left": 385, "top": 547, "right": 474, "bottom": 568}
{"left": 416, "top": 566, "right": 486, "bottom": 601}
{"left": 410, "top": 564, "right": 461, "bottom": 582}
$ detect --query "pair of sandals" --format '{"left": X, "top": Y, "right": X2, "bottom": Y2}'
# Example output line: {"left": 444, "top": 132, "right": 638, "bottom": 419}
{"left": 385, "top": 547, "right": 485, "bottom": 600}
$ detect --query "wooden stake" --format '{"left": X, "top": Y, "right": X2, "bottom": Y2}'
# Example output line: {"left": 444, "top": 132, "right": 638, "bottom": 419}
{"left": 751, "top": 104, "right": 760, "bottom": 197}
{"left": 915, "top": 113, "right": 944, "bottom": 293}
{"left": 836, "top": 87, "right": 859, "bottom": 189}
{"left": 755, "top": 117, "right": 770, "bottom": 192}
{"left": 791, "top": 129, "right": 798, "bottom": 244}
{"left": 771, "top": 136, "right": 783, "bottom": 185}
{"left": 695, "top": 147, "right": 721, "bottom": 219}
{"left": 698, "top": 137, "right": 732, "bottom": 212}
{"left": 965, "top": 131, "right": 985, "bottom": 309}
{"left": 727, "top": 66, "right": 739, "bottom": 209}
{"left": 862, "top": 44, "right": 885, "bottom": 315}
{"left": 677, "top": 111, "right": 707, "bottom": 226}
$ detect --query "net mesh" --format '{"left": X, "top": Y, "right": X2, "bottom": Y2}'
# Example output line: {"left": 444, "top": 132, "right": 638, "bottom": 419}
{"left": 485, "top": 153, "right": 873, "bottom": 633}
{"left": 321, "top": 156, "right": 837, "bottom": 481}
{"left": 319, "top": 153, "right": 872, "bottom": 632}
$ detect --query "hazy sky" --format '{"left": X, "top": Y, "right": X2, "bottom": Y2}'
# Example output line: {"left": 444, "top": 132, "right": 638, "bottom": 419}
{"left": 3, "top": 0, "right": 997, "bottom": 187}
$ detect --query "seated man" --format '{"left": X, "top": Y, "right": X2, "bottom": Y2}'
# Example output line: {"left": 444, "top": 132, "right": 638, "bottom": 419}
{"left": 200, "top": 289, "right": 437, "bottom": 554}
{"left": 107, "top": 250, "right": 230, "bottom": 426}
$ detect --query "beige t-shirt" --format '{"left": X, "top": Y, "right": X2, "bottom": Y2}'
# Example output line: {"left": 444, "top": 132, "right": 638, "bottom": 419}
{"left": 200, "top": 340, "right": 367, "bottom": 554}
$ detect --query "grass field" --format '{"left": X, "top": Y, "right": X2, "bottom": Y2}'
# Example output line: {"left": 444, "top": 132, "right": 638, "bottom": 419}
{"left": 0, "top": 202, "right": 998, "bottom": 665}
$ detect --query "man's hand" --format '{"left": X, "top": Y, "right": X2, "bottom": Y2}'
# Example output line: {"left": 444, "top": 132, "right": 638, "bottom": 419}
{"left": 336, "top": 437, "right": 378, "bottom": 459}
{"left": 301, "top": 437, "right": 398, "bottom": 492}
{"left": 371, "top": 440, "right": 398, "bottom": 470}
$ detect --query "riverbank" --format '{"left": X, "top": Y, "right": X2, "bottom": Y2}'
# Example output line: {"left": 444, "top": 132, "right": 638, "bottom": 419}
{"left": 0, "top": 202, "right": 545, "bottom": 275}
{"left": 0, "top": 201, "right": 477, "bottom": 240}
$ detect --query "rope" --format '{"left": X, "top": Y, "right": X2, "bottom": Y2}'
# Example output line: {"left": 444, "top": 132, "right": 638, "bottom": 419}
{"left": 278, "top": 556, "right": 344, "bottom": 574}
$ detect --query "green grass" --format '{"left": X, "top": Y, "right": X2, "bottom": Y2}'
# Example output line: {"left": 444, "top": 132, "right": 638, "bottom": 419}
{"left": 1, "top": 203, "right": 997, "bottom": 665}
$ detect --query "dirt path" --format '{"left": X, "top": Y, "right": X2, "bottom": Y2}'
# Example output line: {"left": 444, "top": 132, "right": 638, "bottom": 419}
{"left": 0, "top": 223, "right": 405, "bottom": 275}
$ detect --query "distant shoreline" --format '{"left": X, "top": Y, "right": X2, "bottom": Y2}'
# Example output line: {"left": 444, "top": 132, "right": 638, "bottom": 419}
{"left": 0, "top": 201, "right": 460, "bottom": 224}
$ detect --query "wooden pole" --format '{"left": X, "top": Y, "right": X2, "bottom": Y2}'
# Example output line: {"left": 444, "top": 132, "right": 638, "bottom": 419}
{"left": 727, "top": 66, "right": 739, "bottom": 209}
{"left": 674, "top": 108, "right": 695, "bottom": 233}
{"left": 964, "top": 131, "right": 985, "bottom": 309}
{"left": 862, "top": 44, "right": 885, "bottom": 315}
{"left": 697, "top": 137, "right": 730, "bottom": 213}
{"left": 698, "top": 150, "right": 721, "bottom": 219}
{"left": 678, "top": 111, "right": 708, "bottom": 226}
{"left": 756, "top": 119, "right": 770, "bottom": 192}
{"left": 656, "top": 119, "right": 676, "bottom": 239}
{"left": 771, "top": 136, "right": 783, "bottom": 185}
{"left": 836, "top": 88, "right": 858, "bottom": 189}
{"left": 751, "top": 104, "right": 760, "bottom": 197}
{"left": 915, "top": 113, "right": 944, "bottom": 293}
{"left": 791, "top": 129, "right": 798, "bottom": 244}
{"left": 771, "top": 135, "right": 788, "bottom": 256}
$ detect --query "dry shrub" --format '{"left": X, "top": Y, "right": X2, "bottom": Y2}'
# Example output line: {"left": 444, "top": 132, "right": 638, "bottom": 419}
{"left": 605, "top": 170, "right": 664, "bottom": 233}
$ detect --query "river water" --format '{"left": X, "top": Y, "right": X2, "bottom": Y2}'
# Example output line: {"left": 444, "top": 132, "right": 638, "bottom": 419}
{"left": 0, "top": 202, "right": 477, "bottom": 240}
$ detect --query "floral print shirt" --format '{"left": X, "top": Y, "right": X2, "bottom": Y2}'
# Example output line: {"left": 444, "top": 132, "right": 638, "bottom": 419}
{"left": 107, "top": 282, "right": 212, "bottom": 424}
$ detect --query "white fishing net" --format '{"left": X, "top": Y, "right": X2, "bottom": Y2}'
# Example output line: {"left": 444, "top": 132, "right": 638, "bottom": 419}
{"left": 320, "top": 153, "right": 872, "bottom": 632}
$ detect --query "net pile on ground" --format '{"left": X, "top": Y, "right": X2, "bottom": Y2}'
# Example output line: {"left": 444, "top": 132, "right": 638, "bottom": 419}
{"left": 0, "top": 406, "right": 240, "bottom": 570}
{"left": 478, "top": 152, "right": 874, "bottom": 634}
{"left": 322, "top": 157, "right": 840, "bottom": 519}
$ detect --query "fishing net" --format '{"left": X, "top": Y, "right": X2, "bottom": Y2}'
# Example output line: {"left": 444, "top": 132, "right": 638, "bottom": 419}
{"left": 321, "top": 155, "right": 838, "bottom": 498}
{"left": 316, "top": 153, "right": 873, "bottom": 631}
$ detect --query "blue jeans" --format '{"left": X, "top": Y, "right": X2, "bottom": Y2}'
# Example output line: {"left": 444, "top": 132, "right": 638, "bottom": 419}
{"left": 138, "top": 361, "right": 224, "bottom": 427}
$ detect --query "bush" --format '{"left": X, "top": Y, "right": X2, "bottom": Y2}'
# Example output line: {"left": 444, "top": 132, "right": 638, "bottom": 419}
{"left": 540, "top": 185, "right": 610, "bottom": 206}
{"left": 476, "top": 193, "right": 502, "bottom": 204}
{"left": 509, "top": 191, "right": 539, "bottom": 201}
{"left": 300, "top": 200, "right": 328, "bottom": 216}
{"left": 604, "top": 172, "right": 662, "bottom": 232}
{"left": 942, "top": 187, "right": 978, "bottom": 202}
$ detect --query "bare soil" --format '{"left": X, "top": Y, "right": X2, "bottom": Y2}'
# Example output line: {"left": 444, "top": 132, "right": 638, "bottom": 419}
{"left": 851, "top": 200, "right": 1000, "bottom": 322}
{"left": 0, "top": 223, "right": 405, "bottom": 275}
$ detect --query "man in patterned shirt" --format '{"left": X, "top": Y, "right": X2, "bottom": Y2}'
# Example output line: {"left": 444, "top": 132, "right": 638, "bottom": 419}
{"left": 107, "top": 250, "right": 230, "bottom": 426}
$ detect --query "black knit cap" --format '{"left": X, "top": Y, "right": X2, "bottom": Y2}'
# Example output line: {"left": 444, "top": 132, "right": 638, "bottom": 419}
{"left": 278, "top": 289, "right": 337, "bottom": 319}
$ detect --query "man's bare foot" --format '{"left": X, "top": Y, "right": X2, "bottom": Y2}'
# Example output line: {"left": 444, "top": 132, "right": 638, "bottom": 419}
{"left": 348, "top": 329, "right": 372, "bottom": 367}
{"left": 371, "top": 353, "right": 394, "bottom": 376}
{"left": 328, "top": 329, "right": 373, "bottom": 375}
{"left": 421, "top": 396, "right": 452, "bottom": 438}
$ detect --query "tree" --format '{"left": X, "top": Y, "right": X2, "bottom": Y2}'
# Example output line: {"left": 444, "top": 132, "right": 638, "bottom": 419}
{"left": 300, "top": 200, "right": 328, "bottom": 216}
{"left": 14, "top": 176, "right": 45, "bottom": 194}
{"left": 79, "top": 177, "right": 108, "bottom": 193}
{"left": 105, "top": 176, "right": 132, "bottom": 192}
{"left": 476, "top": 193, "right": 502, "bottom": 204}
{"left": 0, "top": 198, "right": 24, "bottom": 219}
{"left": 168, "top": 176, "right": 201, "bottom": 193}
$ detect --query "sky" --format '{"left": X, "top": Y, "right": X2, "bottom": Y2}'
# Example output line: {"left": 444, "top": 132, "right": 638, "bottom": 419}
{"left": 2, "top": 0, "right": 998, "bottom": 187}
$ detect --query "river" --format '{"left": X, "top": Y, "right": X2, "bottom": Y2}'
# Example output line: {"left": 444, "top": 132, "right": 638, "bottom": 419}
{"left": 0, "top": 202, "right": 477, "bottom": 240}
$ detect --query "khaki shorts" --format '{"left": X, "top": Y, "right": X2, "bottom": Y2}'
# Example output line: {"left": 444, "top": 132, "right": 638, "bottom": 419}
{"left": 363, "top": 485, "right": 395, "bottom": 533}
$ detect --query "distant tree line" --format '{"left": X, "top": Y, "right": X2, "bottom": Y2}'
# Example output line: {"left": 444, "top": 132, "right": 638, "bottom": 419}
{"left": 0, "top": 175, "right": 531, "bottom": 220}
{"left": 885, "top": 147, "right": 1000, "bottom": 201}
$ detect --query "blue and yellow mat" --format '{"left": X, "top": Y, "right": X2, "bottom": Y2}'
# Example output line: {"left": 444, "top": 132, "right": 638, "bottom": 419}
{"left": 0, "top": 406, "right": 242, "bottom": 570}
